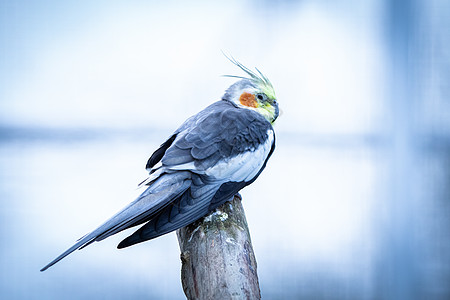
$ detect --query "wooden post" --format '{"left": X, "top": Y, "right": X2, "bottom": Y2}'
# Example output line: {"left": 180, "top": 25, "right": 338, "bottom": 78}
{"left": 176, "top": 195, "right": 261, "bottom": 300}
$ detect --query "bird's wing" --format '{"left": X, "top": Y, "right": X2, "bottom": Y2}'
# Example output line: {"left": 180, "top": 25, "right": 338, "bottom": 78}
{"left": 140, "top": 100, "right": 273, "bottom": 185}
{"left": 163, "top": 101, "right": 273, "bottom": 172}
{"left": 118, "top": 101, "right": 276, "bottom": 248}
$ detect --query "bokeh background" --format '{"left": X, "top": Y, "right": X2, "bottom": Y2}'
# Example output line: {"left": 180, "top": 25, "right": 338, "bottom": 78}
{"left": 1, "top": 0, "right": 449, "bottom": 299}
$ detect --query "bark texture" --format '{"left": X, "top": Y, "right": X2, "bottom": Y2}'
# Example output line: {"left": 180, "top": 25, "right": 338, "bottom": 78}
{"left": 176, "top": 195, "right": 261, "bottom": 300}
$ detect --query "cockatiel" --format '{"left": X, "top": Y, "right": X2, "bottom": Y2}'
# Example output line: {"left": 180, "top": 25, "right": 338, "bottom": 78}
{"left": 41, "top": 57, "right": 279, "bottom": 271}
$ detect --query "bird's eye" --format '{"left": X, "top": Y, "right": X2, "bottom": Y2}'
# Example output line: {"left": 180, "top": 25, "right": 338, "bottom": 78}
{"left": 256, "top": 93, "right": 266, "bottom": 101}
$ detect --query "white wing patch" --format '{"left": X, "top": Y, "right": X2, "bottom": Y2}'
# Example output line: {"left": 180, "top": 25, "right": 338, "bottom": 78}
{"left": 205, "top": 129, "right": 274, "bottom": 182}
{"left": 142, "top": 129, "right": 274, "bottom": 185}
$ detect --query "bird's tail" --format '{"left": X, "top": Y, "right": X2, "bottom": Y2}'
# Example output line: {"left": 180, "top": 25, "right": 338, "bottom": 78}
{"left": 40, "top": 231, "right": 97, "bottom": 272}
{"left": 40, "top": 171, "right": 191, "bottom": 272}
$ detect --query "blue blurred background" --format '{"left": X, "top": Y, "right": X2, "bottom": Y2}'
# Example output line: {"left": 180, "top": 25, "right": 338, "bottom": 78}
{"left": 1, "top": 0, "right": 449, "bottom": 299}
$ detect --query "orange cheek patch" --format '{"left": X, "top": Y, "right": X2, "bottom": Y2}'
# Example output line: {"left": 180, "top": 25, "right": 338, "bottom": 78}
{"left": 239, "top": 92, "right": 258, "bottom": 108}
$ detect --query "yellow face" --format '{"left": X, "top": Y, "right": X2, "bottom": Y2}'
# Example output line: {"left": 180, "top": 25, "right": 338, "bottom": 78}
{"left": 238, "top": 91, "right": 279, "bottom": 123}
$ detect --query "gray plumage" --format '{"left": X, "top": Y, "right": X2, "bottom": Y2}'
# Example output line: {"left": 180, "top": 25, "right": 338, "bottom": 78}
{"left": 41, "top": 78, "right": 277, "bottom": 272}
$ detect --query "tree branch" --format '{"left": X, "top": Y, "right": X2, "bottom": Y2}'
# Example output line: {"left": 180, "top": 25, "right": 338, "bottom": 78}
{"left": 177, "top": 195, "right": 261, "bottom": 300}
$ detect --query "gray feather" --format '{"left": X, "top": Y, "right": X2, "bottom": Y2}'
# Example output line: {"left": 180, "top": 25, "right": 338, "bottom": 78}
{"left": 40, "top": 171, "right": 191, "bottom": 271}
{"left": 162, "top": 101, "right": 271, "bottom": 171}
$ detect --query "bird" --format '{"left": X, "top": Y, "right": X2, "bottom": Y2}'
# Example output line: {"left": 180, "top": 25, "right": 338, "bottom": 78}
{"left": 40, "top": 57, "right": 279, "bottom": 272}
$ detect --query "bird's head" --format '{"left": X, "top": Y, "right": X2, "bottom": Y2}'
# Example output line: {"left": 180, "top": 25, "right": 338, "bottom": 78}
{"left": 222, "top": 57, "right": 279, "bottom": 124}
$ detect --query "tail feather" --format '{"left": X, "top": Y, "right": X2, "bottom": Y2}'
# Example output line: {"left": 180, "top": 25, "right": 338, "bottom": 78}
{"left": 40, "top": 233, "right": 97, "bottom": 271}
{"left": 117, "top": 183, "right": 220, "bottom": 249}
{"left": 40, "top": 172, "right": 191, "bottom": 271}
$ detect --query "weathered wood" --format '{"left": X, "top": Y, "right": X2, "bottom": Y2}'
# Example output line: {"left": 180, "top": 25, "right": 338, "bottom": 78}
{"left": 176, "top": 195, "right": 261, "bottom": 300}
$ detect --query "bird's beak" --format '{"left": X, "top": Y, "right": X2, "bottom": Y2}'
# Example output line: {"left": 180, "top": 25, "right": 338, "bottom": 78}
{"left": 272, "top": 101, "right": 279, "bottom": 123}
